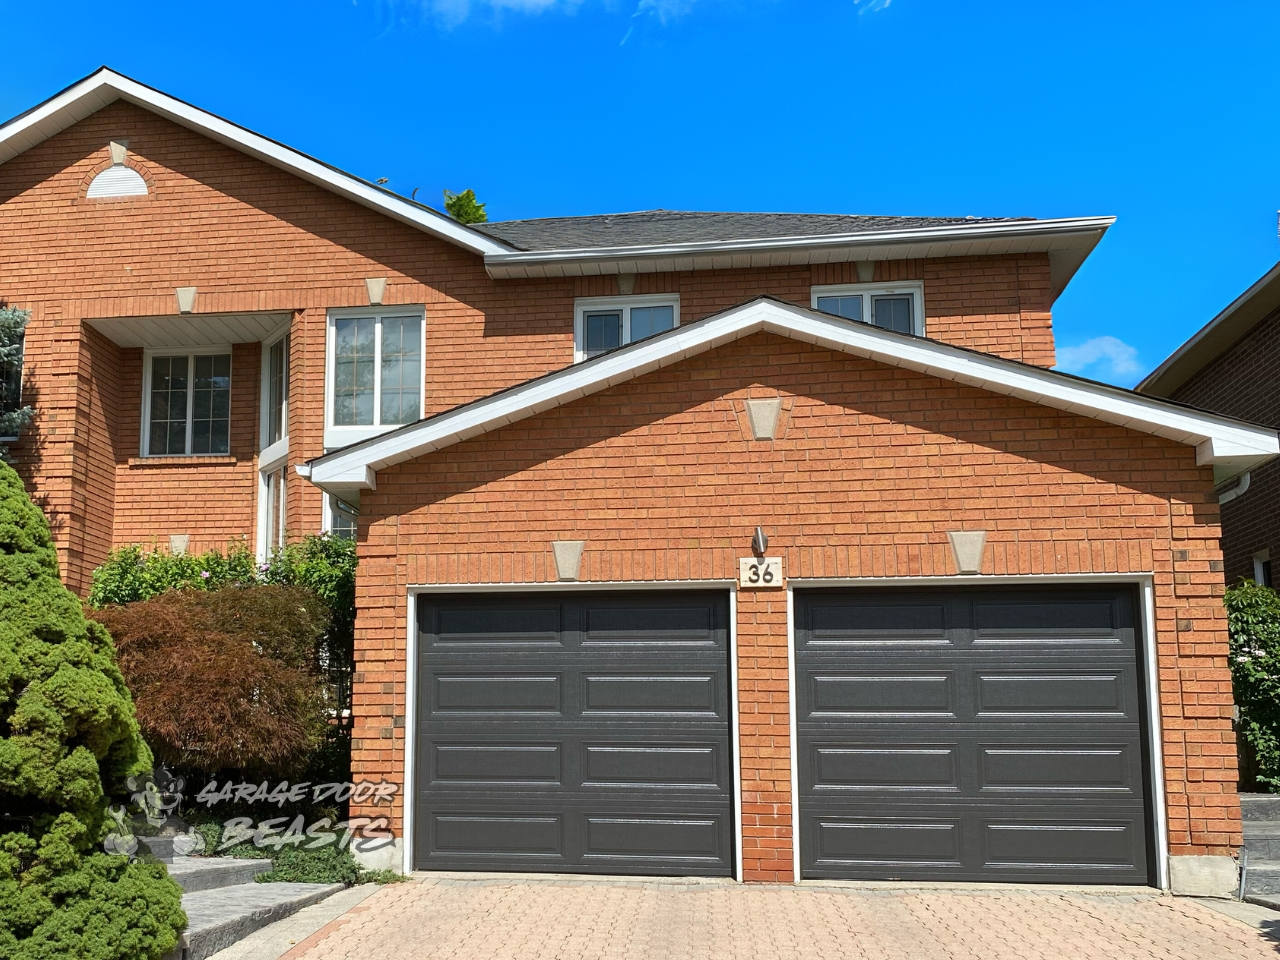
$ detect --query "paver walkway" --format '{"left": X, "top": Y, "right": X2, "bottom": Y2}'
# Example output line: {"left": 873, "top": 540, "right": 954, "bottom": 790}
{"left": 280, "top": 876, "right": 1279, "bottom": 960}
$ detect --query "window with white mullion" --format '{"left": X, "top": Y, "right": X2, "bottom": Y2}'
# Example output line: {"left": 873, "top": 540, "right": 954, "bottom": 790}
{"left": 575, "top": 296, "right": 680, "bottom": 361}
{"left": 145, "top": 352, "right": 231, "bottom": 456}
{"left": 329, "top": 312, "right": 422, "bottom": 429}
{"left": 811, "top": 282, "right": 924, "bottom": 336}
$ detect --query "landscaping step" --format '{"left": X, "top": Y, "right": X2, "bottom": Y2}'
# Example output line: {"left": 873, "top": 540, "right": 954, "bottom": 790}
{"left": 1242, "top": 860, "right": 1280, "bottom": 897}
{"left": 1240, "top": 793, "right": 1280, "bottom": 822}
{"left": 165, "top": 881, "right": 344, "bottom": 960}
{"left": 1244, "top": 837, "right": 1280, "bottom": 861}
{"left": 166, "top": 856, "right": 273, "bottom": 894}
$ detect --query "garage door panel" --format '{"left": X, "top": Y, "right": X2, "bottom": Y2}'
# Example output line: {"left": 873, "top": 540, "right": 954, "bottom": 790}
{"left": 809, "top": 817, "right": 963, "bottom": 869}
{"left": 809, "top": 674, "right": 956, "bottom": 716}
{"left": 982, "top": 818, "right": 1142, "bottom": 871}
{"left": 582, "top": 674, "right": 721, "bottom": 715}
{"left": 429, "top": 812, "right": 565, "bottom": 859}
{"left": 582, "top": 743, "right": 725, "bottom": 789}
{"left": 808, "top": 600, "right": 952, "bottom": 645}
{"left": 974, "top": 671, "right": 1130, "bottom": 716}
{"left": 811, "top": 744, "right": 960, "bottom": 791}
{"left": 796, "top": 586, "right": 1151, "bottom": 884}
{"left": 433, "top": 674, "right": 564, "bottom": 714}
{"left": 416, "top": 592, "right": 733, "bottom": 876}
{"left": 429, "top": 607, "right": 564, "bottom": 648}
{"left": 583, "top": 813, "right": 728, "bottom": 864}
{"left": 582, "top": 602, "right": 719, "bottom": 646}
{"left": 432, "top": 743, "right": 563, "bottom": 785}
{"left": 979, "top": 744, "right": 1141, "bottom": 794}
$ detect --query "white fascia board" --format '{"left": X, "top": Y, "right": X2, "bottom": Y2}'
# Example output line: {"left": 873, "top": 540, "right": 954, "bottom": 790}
{"left": 306, "top": 298, "right": 1278, "bottom": 495}
{"left": 482, "top": 217, "right": 1115, "bottom": 279}
{"left": 0, "top": 69, "right": 512, "bottom": 258}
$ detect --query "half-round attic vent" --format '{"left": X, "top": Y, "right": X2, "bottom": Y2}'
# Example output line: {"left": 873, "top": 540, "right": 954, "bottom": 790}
{"left": 87, "top": 164, "right": 148, "bottom": 199}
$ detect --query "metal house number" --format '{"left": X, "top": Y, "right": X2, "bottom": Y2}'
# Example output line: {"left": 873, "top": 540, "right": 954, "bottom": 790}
{"left": 739, "top": 557, "right": 783, "bottom": 589}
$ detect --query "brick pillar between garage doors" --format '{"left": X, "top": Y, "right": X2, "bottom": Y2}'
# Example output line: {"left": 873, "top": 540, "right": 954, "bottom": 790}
{"left": 736, "top": 590, "right": 795, "bottom": 882}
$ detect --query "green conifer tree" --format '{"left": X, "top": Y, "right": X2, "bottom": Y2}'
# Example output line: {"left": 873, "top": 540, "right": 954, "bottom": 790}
{"left": 443, "top": 188, "right": 488, "bottom": 224}
{"left": 0, "top": 461, "right": 185, "bottom": 959}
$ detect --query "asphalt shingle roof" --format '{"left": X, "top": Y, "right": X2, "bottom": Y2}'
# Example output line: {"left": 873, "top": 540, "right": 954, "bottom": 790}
{"left": 470, "top": 210, "right": 1033, "bottom": 252}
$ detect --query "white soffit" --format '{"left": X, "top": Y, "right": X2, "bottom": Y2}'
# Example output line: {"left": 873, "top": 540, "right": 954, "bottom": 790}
{"left": 0, "top": 68, "right": 512, "bottom": 257}
{"left": 306, "top": 298, "right": 1279, "bottom": 498}
{"left": 86, "top": 311, "right": 290, "bottom": 348}
{"left": 482, "top": 217, "right": 1114, "bottom": 300}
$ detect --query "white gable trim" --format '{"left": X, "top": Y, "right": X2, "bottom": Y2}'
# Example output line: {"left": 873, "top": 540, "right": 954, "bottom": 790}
{"left": 304, "top": 298, "right": 1279, "bottom": 499}
{"left": 0, "top": 68, "right": 512, "bottom": 257}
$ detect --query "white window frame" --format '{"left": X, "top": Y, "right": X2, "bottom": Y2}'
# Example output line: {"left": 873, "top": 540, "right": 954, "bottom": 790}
{"left": 573, "top": 294, "right": 681, "bottom": 363}
{"left": 256, "top": 461, "right": 288, "bottom": 562}
{"left": 324, "top": 306, "right": 426, "bottom": 448}
{"left": 810, "top": 281, "right": 925, "bottom": 336}
{"left": 140, "top": 347, "right": 233, "bottom": 457}
{"left": 1255, "top": 550, "right": 1272, "bottom": 587}
{"left": 259, "top": 326, "right": 291, "bottom": 467}
{"left": 322, "top": 492, "right": 359, "bottom": 540}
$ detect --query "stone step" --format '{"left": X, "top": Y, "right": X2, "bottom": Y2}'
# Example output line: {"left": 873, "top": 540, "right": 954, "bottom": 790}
{"left": 1245, "top": 838, "right": 1280, "bottom": 861}
{"left": 1243, "top": 821, "right": 1280, "bottom": 838}
{"left": 165, "top": 881, "right": 344, "bottom": 960}
{"left": 1246, "top": 893, "right": 1280, "bottom": 912}
{"left": 1240, "top": 793, "right": 1280, "bottom": 821}
{"left": 1243, "top": 860, "right": 1280, "bottom": 897}
{"left": 166, "top": 856, "right": 273, "bottom": 894}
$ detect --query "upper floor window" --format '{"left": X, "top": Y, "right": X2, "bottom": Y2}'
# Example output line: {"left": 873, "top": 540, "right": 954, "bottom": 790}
{"left": 265, "top": 333, "right": 289, "bottom": 447}
{"left": 143, "top": 352, "right": 231, "bottom": 456}
{"left": 574, "top": 295, "right": 680, "bottom": 361}
{"left": 811, "top": 282, "right": 924, "bottom": 336}
{"left": 325, "top": 309, "right": 424, "bottom": 443}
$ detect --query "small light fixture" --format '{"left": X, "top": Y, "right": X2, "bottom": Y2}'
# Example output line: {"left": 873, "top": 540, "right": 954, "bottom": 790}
{"left": 751, "top": 526, "right": 768, "bottom": 558}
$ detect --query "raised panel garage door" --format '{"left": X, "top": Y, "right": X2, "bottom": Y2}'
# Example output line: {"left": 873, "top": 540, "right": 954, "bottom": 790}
{"left": 414, "top": 591, "right": 734, "bottom": 876}
{"left": 795, "top": 586, "right": 1152, "bottom": 884}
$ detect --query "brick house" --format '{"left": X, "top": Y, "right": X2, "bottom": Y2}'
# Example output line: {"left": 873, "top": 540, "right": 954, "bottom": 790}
{"left": 1138, "top": 261, "right": 1280, "bottom": 588}
{"left": 2, "top": 69, "right": 1273, "bottom": 895}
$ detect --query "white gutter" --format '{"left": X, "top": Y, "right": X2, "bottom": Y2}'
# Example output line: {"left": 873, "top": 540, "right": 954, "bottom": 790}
{"left": 1217, "top": 471, "right": 1251, "bottom": 505}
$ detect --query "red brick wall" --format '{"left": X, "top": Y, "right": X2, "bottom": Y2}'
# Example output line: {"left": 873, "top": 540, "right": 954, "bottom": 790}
{"left": 348, "top": 334, "right": 1237, "bottom": 878}
{"left": 3, "top": 99, "right": 1057, "bottom": 590}
{"left": 1169, "top": 305, "right": 1280, "bottom": 583}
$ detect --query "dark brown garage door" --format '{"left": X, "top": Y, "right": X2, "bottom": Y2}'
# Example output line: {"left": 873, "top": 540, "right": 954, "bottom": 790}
{"left": 414, "top": 591, "right": 734, "bottom": 876}
{"left": 795, "top": 585, "right": 1152, "bottom": 884}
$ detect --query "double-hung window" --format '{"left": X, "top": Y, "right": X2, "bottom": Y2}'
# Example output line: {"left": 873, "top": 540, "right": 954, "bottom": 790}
{"left": 574, "top": 295, "right": 680, "bottom": 361}
{"left": 143, "top": 352, "right": 231, "bottom": 456}
{"left": 811, "top": 282, "right": 924, "bottom": 336}
{"left": 326, "top": 309, "right": 423, "bottom": 444}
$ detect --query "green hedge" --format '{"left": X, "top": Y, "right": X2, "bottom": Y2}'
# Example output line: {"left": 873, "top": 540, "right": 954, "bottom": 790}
{"left": 1225, "top": 579, "right": 1280, "bottom": 791}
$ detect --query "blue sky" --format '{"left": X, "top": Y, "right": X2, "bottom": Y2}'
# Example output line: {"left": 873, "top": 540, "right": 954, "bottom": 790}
{"left": 2, "top": 0, "right": 1278, "bottom": 386}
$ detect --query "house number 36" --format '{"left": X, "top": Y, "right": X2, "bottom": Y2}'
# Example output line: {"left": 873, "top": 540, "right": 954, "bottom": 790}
{"left": 739, "top": 557, "right": 784, "bottom": 589}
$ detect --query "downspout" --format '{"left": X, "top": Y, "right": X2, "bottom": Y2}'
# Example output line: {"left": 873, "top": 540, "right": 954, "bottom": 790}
{"left": 1217, "top": 471, "right": 1251, "bottom": 505}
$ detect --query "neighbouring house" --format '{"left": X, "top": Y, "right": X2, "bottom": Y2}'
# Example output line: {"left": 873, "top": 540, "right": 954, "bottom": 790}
{"left": 1, "top": 68, "right": 1272, "bottom": 897}
{"left": 1138, "top": 261, "right": 1280, "bottom": 588}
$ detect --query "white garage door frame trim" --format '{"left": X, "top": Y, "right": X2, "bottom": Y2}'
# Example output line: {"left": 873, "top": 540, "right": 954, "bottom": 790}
{"left": 403, "top": 580, "right": 743, "bottom": 881}
{"left": 784, "top": 573, "right": 1168, "bottom": 891}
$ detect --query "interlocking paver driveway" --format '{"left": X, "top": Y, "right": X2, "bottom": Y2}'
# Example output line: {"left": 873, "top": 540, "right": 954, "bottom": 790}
{"left": 282, "top": 876, "right": 1278, "bottom": 960}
